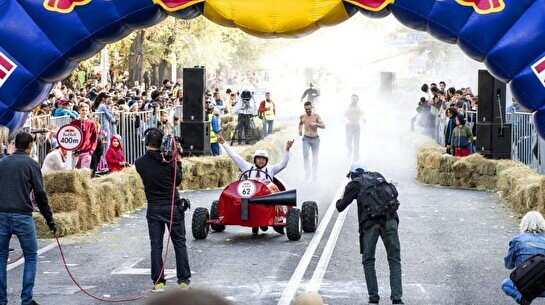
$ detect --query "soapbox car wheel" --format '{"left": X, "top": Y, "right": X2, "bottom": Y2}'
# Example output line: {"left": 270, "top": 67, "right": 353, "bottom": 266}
{"left": 210, "top": 200, "right": 226, "bottom": 232}
{"left": 238, "top": 169, "right": 273, "bottom": 181}
{"left": 192, "top": 207, "right": 210, "bottom": 240}
{"left": 286, "top": 208, "right": 302, "bottom": 241}
{"left": 302, "top": 201, "right": 318, "bottom": 233}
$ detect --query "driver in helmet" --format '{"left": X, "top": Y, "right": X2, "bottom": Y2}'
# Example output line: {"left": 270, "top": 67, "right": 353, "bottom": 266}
{"left": 216, "top": 134, "right": 293, "bottom": 181}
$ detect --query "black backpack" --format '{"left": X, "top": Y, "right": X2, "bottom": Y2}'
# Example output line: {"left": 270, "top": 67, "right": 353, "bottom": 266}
{"left": 357, "top": 172, "right": 399, "bottom": 218}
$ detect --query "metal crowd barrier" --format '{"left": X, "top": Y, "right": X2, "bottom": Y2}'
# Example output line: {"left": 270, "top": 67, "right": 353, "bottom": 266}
{"left": 28, "top": 106, "right": 183, "bottom": 166}
{"left": 463, "top": 110, "right": 545, "bottom": 174}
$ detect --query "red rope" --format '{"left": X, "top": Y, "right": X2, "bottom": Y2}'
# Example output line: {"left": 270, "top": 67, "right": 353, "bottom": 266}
{"left": 53, "top": 139, "right": 181, "bottom": 303}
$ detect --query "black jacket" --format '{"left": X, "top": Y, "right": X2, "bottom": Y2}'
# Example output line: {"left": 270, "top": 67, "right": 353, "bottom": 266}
{"left": 0, "top": 150, "right": 54, "bottom": 223}
{"left": 135, "top": 150, "right": 183, "bottom": 205}
{"left": 336, "top": 172, "right": 399, "bottom": 233}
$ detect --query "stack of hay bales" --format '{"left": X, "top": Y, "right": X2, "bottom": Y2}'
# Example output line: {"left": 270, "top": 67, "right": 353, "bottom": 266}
{"left": 416, "top": 142, "right": 545, "bottom": 217}
{"left": 37, "top": 169, "right": 97, "bottom": 238}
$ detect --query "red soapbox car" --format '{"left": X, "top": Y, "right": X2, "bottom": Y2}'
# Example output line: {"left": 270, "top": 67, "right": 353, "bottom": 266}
{"left": 191, "top": 169, "right": 318, "bottom": 241}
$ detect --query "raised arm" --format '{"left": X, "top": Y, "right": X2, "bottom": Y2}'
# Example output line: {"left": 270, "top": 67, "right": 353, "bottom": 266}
{"left": 217, "top": 135, "right": 252, "bottom": 172}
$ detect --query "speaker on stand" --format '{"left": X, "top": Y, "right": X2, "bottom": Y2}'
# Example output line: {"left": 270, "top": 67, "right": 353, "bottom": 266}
{"left": 183, "top": 67, "right": 206, "bottom": 122}
{"left": 475, "top": 70, "right": 511, "bottom": 159}
{"left": 181, "top": 121, "right": 210, "bottom": 157}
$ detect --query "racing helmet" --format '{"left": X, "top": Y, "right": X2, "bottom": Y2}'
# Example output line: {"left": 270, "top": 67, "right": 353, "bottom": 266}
{"left": 253, "top": 149, "right": 269, "bottom": 167}
{"left": 348, "top": 162, "right": 368, "bottom": 179}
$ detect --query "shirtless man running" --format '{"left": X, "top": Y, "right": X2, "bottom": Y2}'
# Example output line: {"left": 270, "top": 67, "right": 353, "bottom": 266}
{"left": 299, "top": 101, "right": 326, "bottom": 181}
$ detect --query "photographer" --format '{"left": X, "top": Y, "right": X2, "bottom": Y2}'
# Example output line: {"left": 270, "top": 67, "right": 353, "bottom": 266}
{"left": 134, "top": 129, "right": 191, "bottom": 291}
{"left": 0, "top": 131, "right": 56, "bottom": 305}
{"left": 231, "top": 89, "right": 257, "bottom": 145}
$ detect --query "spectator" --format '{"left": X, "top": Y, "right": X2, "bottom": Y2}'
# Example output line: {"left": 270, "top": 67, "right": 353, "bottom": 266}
{"left": 451, "top": 113, "right": 474, "bottom": 157}
{"left": 69, "top": 103, "right": 98, "bottom": 169}
{"left": 95, "top": 92, "right": 116, "bottom": 149}
{"left": 207, "top": 105, "right": 222, "bottom": 156}
{"left": 105, "top": 135, "right": 126, "bottom": 172}
{"left": 258, "top": 92, "right": 276, "bottom": 138}
{"left": 444, "top": 107, "right": 458, "bottom": 155}
{"left": 51, "top": 100, "right": 79, "bottom": 119}
{"left": 41, "top": 140, "right": 75, "bottom": 174}
{"left": 502, "top": 211, "right": 545, "bottom": 305}
{"left": 144, "top": 289, "right": 232, "bottom": 305}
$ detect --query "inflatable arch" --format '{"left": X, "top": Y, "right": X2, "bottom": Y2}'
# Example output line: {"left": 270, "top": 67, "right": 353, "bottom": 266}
{"left": 1, "top": 0, "right": 545, "bottom": 137}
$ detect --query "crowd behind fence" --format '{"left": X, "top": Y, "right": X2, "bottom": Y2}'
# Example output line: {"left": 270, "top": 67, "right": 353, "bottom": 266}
{"left": 25, "top": 106, "right": 183, "bottom": 166}
{"left": 462, "top": 110, "right": 545, "bottom": 174}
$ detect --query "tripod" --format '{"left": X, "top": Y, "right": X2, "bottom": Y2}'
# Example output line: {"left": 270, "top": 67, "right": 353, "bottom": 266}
{"left": 230, "top": 114, "right": 261, "bottom": 145}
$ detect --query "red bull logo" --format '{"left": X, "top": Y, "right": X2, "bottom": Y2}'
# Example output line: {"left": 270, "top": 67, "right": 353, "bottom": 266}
{"left": 455, "top": 0, "right": 505, "bottom": 14}
{"left": 43, "top": 0, "right": 92, "bottom": 13}
{"left": 152, "top": 0, "right": 203, "bottom": 12}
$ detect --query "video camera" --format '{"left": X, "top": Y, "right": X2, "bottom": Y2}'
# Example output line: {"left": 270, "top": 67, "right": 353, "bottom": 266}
{"left": 161, "top": 134, "right": 184, "bottom": 162}
{"left": 240, "top": 90, "right": 253, "bottom": 101}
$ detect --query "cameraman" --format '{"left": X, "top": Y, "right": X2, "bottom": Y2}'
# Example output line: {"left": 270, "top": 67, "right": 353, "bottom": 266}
{"left": 135, "top": 129, "right": 191, "bottom": 291}
{"left": 231, "top": 89, "right": 257, "bottom": 145}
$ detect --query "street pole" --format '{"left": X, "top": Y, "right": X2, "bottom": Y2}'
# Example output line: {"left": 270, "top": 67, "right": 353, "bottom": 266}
{"left": 101, "top": 48, "right": 109, "bottom": 85}
{"left": 171, "top": 52, "right": 177, "bottom": 82}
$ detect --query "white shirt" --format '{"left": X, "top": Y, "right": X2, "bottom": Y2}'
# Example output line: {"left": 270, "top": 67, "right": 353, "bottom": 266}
{"left": 221, "top": 143, "right": 289, "bottom": 181}
{"left": 41, "top": 150, "right": 75, "bottom": 174}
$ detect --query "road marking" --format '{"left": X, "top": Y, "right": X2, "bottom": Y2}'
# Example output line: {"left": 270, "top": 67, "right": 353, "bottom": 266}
{"left": 306, "top": 204, "right": 350, "bottom": 293}
{"left": 8, "top": 242, "right": 57, "bottom": 271}
{"left": 111, "top": 257, "right": 176, "bottom": 279}
{"left": 277, "top": 182, "right": 346, "bottom": 305}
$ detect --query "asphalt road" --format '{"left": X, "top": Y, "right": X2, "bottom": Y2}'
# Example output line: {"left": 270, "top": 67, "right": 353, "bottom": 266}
{"left": 5, "top": 113, "right": 532, "bottom": 305}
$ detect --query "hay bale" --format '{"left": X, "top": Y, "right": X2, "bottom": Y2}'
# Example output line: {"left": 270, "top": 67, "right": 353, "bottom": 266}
{"left": 48, "top": 193, "right": 84, "bottom": 213}
{"left": 473, "top": 174, "right": 498, "bottom": 190}
{"left": 425, "top": 153, "right": 442, "bottom": 169}
{"left": 34, "top": 212, "right": 81, "bottom": 238}
{"left": 43, "top": 169, "right": 91, "bottom": 195}
{"left": 452, "top": 158, "right": 473, "bottom": 179}
{"left": 438, "top": 155, "right": 457, "bottom": 172}
{"left": 94, "top": 182, "right": 119, "bottom": 222}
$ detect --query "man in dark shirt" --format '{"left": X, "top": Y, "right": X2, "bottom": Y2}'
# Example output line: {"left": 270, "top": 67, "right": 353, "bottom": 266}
{"left": 135, "top": 128, "right": 190, "bottom": 291}
{"left": 336, "top": 162, "right": 403, "bottom": 305}
{"left": 0, "top": 131, "right": 56, "bottom": 305}
{"left": 300, "top": 82, "right": 320, "bottom": 103}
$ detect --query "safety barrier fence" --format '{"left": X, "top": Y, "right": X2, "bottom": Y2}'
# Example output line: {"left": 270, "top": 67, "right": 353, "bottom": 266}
{"left": 26, "top": 106, "right": 183, "bottom": 166}
{"left": 462, "top": 110, "right": 545, "bottom": 174}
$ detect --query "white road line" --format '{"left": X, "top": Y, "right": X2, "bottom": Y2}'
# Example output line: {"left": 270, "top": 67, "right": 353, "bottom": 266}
{"left": 306, "top": 204, "right": 350, "bottom": 293}
{"left": 277, "top": 182, "right": 346, "bottom": 305}
{"left": 111, "top": 257, "right": 176, "bottom": 279}
{"left": 8, "top": 242, "right": 57, "bottom": 271}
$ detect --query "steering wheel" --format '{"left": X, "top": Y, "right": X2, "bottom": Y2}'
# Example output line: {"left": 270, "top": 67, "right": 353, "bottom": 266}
{"left": 238, "top": 168, "right": 273, "bottom": 181}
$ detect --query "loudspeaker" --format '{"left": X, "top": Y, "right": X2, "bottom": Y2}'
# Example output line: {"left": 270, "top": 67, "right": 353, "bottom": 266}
{"left": 181, "top": 121, "right": 210, "bottom": 156}
{"left": 183, "top": 67, "right": 206, "bottom": 121}
{"left": 476, "top": 123, "right": 512, "bottom": 159}
{"left": 477, "top": 70, "right": 506, "bottom": 123}
{"left": 380, "top": 72, "right": 395, "bottom": 93}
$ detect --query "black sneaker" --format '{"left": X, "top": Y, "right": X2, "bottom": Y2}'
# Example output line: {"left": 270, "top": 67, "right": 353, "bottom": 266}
{"left": 369, "top": 300, "right": 379, "bottom": 304}
{"left": 392, "top": 300, "right": 404, "bottom": 304}
{"left": 25, "top": 300, "right": 39, "bottom": 305}
{"left": 520, "top": 296, "right": 532, "bottom": 305}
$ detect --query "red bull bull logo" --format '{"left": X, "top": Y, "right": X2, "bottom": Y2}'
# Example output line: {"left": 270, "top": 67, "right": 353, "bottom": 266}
{"left": 43, "top": 0, "right": 92, "bottom": 13}
{"left": 345, "top": 0, "right": 395, "bottom": 12}
{"left": 455, "top": 0, "right": 505, "bottom": 14}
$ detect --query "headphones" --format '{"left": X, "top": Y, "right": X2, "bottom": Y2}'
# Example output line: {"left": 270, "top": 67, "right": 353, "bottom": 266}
{"left": 144, "top": 127, "right": 163, "bottom": 148}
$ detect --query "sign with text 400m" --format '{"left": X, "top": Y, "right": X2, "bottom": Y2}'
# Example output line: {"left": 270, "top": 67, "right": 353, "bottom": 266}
{"left": 56, "top": 124, "right": 83, "bottom": 151}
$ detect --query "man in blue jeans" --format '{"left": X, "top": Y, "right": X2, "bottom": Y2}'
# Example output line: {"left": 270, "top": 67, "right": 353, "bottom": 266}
{"left": 336, "top": 162, "right": 403, "bottom": 305}
{"left": 299, "top": 101, "right": 325, "bottom": 181}
{"left": 502, "top": 211, "right": 545, "bottom": 305}
{"left": 0, "top": 131, "right": 57, "bottom": 305}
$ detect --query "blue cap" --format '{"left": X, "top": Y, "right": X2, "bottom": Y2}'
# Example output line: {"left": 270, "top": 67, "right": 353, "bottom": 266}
{"left": 350, "top": 162, "right": 367, "bottom": 173}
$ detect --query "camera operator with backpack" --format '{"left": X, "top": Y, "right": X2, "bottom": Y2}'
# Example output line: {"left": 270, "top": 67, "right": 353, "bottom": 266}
{"left": 336, "top": 162, "right": 403, "bottom": 305}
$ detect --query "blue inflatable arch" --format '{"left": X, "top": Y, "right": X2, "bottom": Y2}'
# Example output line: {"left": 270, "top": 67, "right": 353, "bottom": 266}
{"left": 1, "top": 0, "right": 545, "bottom": 138}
